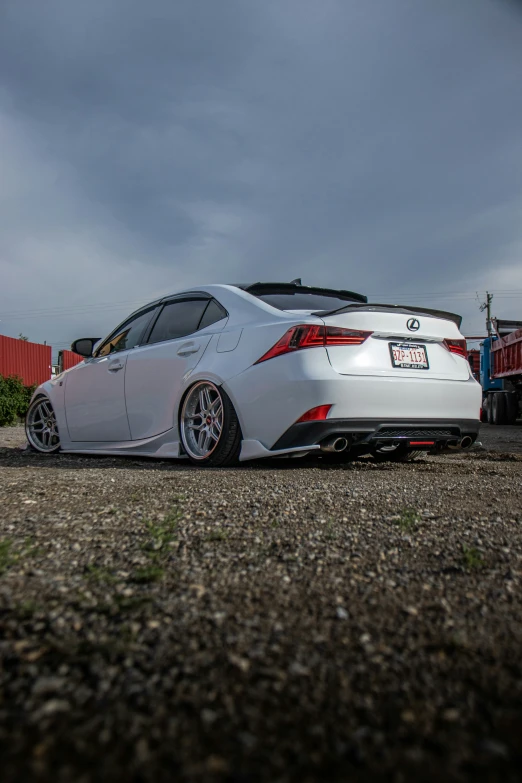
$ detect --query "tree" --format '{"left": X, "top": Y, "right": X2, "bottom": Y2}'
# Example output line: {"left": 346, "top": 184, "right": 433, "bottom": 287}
{"left": 18, "top": 334, "right": 28, "bottom": 341}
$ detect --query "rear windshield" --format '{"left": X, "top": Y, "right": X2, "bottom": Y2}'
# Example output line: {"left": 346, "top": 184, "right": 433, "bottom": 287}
{"left": 256, "top": 292, "right": 360, "bottom": 312}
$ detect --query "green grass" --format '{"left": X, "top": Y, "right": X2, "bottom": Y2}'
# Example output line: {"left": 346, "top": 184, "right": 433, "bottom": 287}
{"left": 131, "top": 565, "right": 165, "bottom": 584}
{"left": 132, "top": 506, "right": 184, "bottom": 584}
{"left": 143, "top": 509, "right": 181, "bottom": 553}
{"left": 204, "top": 529, "right": 229, "bottom": 542}
{"left": 0, "top": 537, "right": 42, "bottom": 576}
{"left": 0, "top": 539, "right": 14, "bottom": 575}
{"left": 17, "top": 599, "right": 42, "bottom": 618}
{"left": 84, "top": 564, "right": 117, "bottom": 583}
{"left": 325, "top": 519, "right": 339, "bottom": 540}
{"left": 462, "top": 544, "right": 485, "bottom": 570}
{"left": 395, "top": 508, "right": 420, "bottom": 532}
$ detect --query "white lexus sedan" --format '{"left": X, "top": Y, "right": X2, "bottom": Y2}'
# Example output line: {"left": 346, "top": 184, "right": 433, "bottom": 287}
{"left": 26, "top": 282, "right": 481, "bottom": 466}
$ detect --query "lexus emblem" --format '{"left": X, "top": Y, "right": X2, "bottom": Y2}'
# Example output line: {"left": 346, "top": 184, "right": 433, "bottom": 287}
{"left": 407, "top": 318, "right": 420, "bottom": 332}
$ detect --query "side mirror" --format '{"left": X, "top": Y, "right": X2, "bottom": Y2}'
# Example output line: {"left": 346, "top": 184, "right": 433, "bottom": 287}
{"left": 71, "top": 338, "right": 101, "bottom": 358}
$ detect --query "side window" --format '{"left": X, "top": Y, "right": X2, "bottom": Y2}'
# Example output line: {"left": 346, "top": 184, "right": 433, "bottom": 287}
{"left": 147, "top": 299, "right": 209, "bottom": 345}
{"left": 96, "top": 308, "right": 156, "bottom": 357}
{"left": 198, "top": 299, "right": 228, "bottom": 330}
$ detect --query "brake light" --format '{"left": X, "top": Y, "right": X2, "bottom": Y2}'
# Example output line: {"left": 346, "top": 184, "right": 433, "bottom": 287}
{"left": 296, "top": 404, "right": 332, "bottom": 423}
{"left": 444, "top": 339, "right": 467, "bottom": 358}
{"left": 255, "top": 325, "right": 372, "bottom": 364}
{"left": 324, "top": 326, "right": 371, "bottom": 345}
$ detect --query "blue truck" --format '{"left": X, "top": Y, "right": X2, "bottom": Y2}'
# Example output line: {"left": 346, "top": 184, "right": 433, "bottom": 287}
{"left": 479, "top": 319, "right": 522, "bottom": 425}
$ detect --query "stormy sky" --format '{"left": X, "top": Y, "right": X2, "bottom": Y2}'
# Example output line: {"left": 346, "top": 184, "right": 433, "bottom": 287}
{"left": 1, "top": 0, "right": 521, "bottom": 355}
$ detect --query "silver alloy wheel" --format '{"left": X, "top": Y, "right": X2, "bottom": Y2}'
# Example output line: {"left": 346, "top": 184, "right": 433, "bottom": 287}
{"left": 180, "top": 381, "right": 224, "bottom": 460}
{"left": 26, "top": 397, "right": 61, "bottom": 453}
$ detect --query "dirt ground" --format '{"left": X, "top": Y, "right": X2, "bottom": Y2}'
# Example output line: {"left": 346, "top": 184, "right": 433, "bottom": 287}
{"left": 1, "top": 424, "right": 522, "bottom": 783}
{"left": 476, "top": 422, "right": 522, "bottom": 453}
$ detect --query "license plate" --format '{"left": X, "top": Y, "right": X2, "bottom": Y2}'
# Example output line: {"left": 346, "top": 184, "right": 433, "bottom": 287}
{"left": 389, "top": 342, "right": 429, "bottom": 369}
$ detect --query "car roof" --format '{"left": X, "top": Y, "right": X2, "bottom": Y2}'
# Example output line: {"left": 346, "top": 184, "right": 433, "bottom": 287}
{"left": 126, "top": 282, "right": 368, "bottom": 320}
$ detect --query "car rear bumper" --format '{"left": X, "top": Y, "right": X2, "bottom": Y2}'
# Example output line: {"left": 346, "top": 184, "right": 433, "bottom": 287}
{"left": 224, "top": 350, "right": 482, "bottom": 451}
{"left": 271, "top": 418, "right": 481, "bottom": 451}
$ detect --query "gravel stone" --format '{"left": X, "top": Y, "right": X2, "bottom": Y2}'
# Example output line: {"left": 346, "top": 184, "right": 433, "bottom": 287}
{"left": 1, "top": 423, "right": 522, "bottom": 782}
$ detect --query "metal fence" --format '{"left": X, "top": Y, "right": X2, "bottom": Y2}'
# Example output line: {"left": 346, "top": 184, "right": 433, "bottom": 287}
{"left": 59, "top": 349, "right": 84, "bottom": 373}
{"left": 0, "top": 335, "right": 52, "bottom": 387}
{"left": 0, "top": 336, "right": 85, "bottom": 386}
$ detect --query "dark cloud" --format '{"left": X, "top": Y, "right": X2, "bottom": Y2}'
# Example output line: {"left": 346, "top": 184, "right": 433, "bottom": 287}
{"left": 1, "top": 0, "right": 521, "bottom": 350}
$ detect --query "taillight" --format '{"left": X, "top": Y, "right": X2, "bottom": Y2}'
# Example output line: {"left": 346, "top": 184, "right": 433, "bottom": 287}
{"left": 324, "top": 326, "right": 371, "bottom": 345}
{"left": 296, "top": 404, "right": 332, "bottom": 423}
{"left": 444, "top": 339, "right": 467, "bottom": 358}
{"left": 255, "top": 325, "right": 372, "bottom": 364}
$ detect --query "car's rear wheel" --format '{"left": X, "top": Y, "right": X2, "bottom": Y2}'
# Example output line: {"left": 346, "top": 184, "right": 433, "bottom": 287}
{"left": 25, "top": 396, "right": 61, "bottom": 453}
{"left": 180, "top": 381, "right": 242, "bottom": 467}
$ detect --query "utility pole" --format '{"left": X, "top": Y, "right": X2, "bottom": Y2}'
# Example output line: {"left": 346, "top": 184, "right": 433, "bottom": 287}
{"left": 479, "top": 292, "right": 493, "bottom": 337}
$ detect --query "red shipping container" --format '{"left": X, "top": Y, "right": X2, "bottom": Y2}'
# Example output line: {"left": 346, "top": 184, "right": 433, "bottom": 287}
{"left": 467, "top": 348, "right": 480, "bottom": 379}
{"left": 0, "top": 335, "right": 52, "bottom": 387}
{"left": 60, "top": 350, "right": 84, "bottom": 372}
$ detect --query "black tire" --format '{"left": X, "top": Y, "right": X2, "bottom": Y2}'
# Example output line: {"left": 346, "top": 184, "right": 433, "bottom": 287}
{"left": 505, "top": 392, "right": 519, "bottom": 425}
{"left": 492, "top": 392, "right": 506, "bottom": 426}
{"left": 486, "top": 394, "right": 494, "bottom": 424}
{"left": 179, "top": 383, "right": 242, "bottom": 467}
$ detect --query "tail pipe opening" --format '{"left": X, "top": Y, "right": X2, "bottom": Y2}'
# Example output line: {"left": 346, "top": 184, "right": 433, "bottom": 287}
{"left": 444, "top": 435, "right": 474, "bottom": 452}
{"left": 320, "top": 436, "right": 349, "bottom": 453}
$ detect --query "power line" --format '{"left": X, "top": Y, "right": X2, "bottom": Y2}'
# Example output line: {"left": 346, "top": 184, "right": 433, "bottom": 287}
{"left": 1, "top": 289, "right": 521, "bottom": 322}
{"left": 2, "top": 289, "right": 521, "bottom": 314}
{"left": 0, "top": 299, "right": 151, "bottom": 320}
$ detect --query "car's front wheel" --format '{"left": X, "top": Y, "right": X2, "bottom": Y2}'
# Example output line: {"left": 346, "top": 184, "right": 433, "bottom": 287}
{"left": 25, "top": 396, "right": 61, "bottom": 453}
{"left": 180, "top": 381, "right": 242, "bottom": 467}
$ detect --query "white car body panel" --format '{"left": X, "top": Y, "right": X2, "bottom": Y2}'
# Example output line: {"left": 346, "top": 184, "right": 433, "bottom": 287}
{"left": 30, "top": 283, "right": 482, "bottom": 462}
{"left": 224, "top": 351, "right": 481, "bottom": 449}
{"left": 322, "top": 310, "right": 469, "bottom": 380}
{"left": 64, "top": 354, "right": 131, "bottom": 441}
{"left": 125, "top": 332, "right": 214, "bottom": 440}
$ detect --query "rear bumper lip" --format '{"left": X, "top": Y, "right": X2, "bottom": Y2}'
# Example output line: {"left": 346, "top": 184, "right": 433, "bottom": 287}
{"left": 271, "top": 418, "right": 481, "bottom": 451}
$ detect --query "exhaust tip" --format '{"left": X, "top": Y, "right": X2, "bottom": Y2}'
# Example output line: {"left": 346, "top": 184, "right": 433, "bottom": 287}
{"left": 333, "top": 437, "right": 348, "bottom": 452}
{"left": 320, "top": 436, "right": 349, "bottom": 453}
{"left": 460, "top": 436, "right": 473, "bottom": 449}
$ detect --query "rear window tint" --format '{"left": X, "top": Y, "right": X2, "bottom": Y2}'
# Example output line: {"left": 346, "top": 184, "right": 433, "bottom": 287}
{"left": 198, "top": 299, "right": 228, "bottom": 330}
{"left": 256, "top": 293, "right": 359, "bottom": 312}
{"left": 148, "top": 299, "right": 208, "bottom": 344}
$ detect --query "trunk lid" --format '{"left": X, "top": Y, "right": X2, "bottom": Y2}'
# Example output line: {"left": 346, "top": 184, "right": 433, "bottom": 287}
{"left": 320, "top": 304, "right": 470, "bottom": 381}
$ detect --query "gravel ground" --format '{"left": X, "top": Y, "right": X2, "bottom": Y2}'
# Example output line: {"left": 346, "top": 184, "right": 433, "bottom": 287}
{"left": 1, "top": 424, "right": 522, "bottom": 783}
{"left": 477, "top": 422, "right": 522, "bottom": 453}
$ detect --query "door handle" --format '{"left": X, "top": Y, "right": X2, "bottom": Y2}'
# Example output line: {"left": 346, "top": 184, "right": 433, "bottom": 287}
{"left": 108, "top": 360, "right": 125, "bottom": 371}
{"left": 177, "top": 342, "right": 200, "bottom": 357}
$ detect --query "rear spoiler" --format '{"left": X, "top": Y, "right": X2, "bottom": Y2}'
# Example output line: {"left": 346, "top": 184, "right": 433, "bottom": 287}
{"left": 316, "top": 302, "right": 463, "bottom": 329}
{"left": 236, "top": 282, "right": 368, "bottom": 304}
